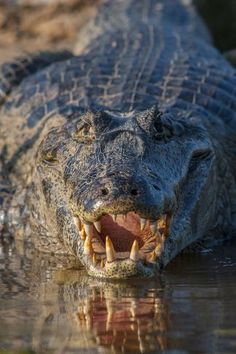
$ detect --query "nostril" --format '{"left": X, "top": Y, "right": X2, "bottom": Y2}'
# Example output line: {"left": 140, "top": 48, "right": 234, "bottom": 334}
{"left": 101, "top": 187, "right": 109, "bottom": 196}
{"left": 153, "top": 184, "right": 160, "bottom": 191}
{"left": 130, "top": 188, "right": 139, "bottom": 196}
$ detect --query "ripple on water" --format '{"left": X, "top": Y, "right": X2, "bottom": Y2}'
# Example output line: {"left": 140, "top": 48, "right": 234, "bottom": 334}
{"left": 0, "top": 240, "right": 236, "bottom": 353}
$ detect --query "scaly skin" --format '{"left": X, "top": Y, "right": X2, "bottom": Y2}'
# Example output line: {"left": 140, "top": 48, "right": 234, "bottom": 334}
{"left": 0, "top": 0, "right": 236, "bottom": 278}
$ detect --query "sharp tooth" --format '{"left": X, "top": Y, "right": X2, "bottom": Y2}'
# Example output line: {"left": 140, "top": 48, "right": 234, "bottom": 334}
{"left": 92, "top": 253, "right": 97, "bottom": 265}
{"left": 84, "top": 223, "right": 92, "bottom": 237}
{"left": 155, "top": 243, "right": 162, "bottom": 256}
{"left": 149, "top": 250, "right": 157, "bottom": 263}
{"left": 164, "top": 214, "right": 173, "bottom": 237}
{"left": 73, "top": 216, "right": 82, "bottom": 231}
{"left": 157, "top": 214, "right": 166, "bottom": 229}
{"left": 83, "top": 235, "right": 93, "bottom": 255}
{"left": 93, "top": 221, "right": 101, "bottom": 233}
{"left": 100, "top": 259, "right": 105, "bottom": 268}
{"left": 149, "top": 221, "right": 157, "bottom": 234}
{"left": 111, "top": 214, "right": 117, "bottom": 221}
{"left": 140, "top": 218, "right": 147, "bottom": 230}
{"left": 130, "top": 240, "right": 139, "bottom": 262}
{"left": 105, "top": 236, "right": 116, "bottom": 262}
{"left": 79, "top": 227, "right": 86, "bottom": 240}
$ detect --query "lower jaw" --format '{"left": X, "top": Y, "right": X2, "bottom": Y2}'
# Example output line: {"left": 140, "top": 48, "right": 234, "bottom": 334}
{"left": 85, "top": 256, "right": 160, "bottom": 279}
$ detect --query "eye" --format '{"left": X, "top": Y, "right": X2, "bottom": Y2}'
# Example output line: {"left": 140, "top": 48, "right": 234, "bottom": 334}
{"left": 153, "top": 118, "right": 164, "bottom": 134}
{"left": 188, "top": 148, "right": 213, "bottom": 173}
{"left": 153, "top": 119, "right": 173, "bottom": 141}
{"left": 42, "top": 149, "right": 58, "bottom": 165}
{"left": 74, "top": 123, "right": 96, "bottom": 142}
{"left": 191, "top": 149, "right": 212, "bottom": 160}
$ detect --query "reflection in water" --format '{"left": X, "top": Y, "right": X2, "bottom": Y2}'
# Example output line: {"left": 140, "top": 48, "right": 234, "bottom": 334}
{"left": 58, "top": 276, "right": 169, "bottom": 353}
{"left": 0, "top": 237, "right": 236, "bottom": 353}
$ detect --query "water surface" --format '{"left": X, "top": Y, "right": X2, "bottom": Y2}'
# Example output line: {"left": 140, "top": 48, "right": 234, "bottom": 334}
{"left": 0, "top": 238, "right": 236, "bottom": 353}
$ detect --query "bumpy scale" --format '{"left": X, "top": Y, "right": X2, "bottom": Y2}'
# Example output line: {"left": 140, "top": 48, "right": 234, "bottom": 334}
{"left": 0, "top": 0, "right": 236, "bottom": 278}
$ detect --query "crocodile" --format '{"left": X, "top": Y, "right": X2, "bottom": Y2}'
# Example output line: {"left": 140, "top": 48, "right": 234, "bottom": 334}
{"left": 0, "top": 0, "right": 236, "bottom": 279}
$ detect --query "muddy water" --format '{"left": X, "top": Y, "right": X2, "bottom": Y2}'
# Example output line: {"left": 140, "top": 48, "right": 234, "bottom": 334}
{"left": 0, "top": 238, "right": 236, "bottom": 354}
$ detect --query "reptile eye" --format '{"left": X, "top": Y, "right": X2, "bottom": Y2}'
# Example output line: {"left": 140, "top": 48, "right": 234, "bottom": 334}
{"left": 153, "top": 120, "right": 173, "bottom": 141}
{"left": 75, "top": 123, "right": 96, "bottom": 142}
{"left": 192, "top": 149, "right": 212, "bottom": 160}
{"left": 153, "top": 119, "right": 164, "bottom": 134}
{"left": 42, "top": 149, "right": 58, "bottom": 165}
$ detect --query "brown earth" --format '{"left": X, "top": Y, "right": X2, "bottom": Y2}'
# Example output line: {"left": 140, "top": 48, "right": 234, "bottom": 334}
{"left": 0, "top": 0, "right": 100, "bottom": 62}
{"left": 0, "top": 1, "right": 235, "bottom": 63}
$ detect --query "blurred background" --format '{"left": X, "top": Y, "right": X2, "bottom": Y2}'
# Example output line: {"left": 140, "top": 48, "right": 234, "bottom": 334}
{"left": 0, "top": 0, "right": 235, "bottom": 62}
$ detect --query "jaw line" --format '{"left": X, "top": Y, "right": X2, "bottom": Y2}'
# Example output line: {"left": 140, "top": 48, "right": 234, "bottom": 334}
{"left": 66, "top": 164, "right": 211, "bottom": 279}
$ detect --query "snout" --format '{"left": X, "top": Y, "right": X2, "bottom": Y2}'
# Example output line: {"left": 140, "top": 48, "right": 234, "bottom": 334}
{"left": 69, "top": 167, "right": 179, "bottom": 279}
{"left": 76, "top": 173, "right": 167, "bottom": 221}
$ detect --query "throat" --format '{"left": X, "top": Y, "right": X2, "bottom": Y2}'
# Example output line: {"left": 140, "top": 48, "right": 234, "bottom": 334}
{"left": 99, "top": 213, "right": 155, "bottom": 252}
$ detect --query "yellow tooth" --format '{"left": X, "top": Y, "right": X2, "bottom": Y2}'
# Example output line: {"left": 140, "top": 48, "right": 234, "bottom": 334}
{"left": 105, "top": 236, "right": 116, "bottom": 262}
{"left": 80, "top": 227, "right": 86, "bottom": 240}
{"left": 93, "top": 221, "right": 101, "bottom": 233}
{"left": 155, "top": 243, "right": 162, "bottom": 256}
{"left": 84, "top": 223, "right": 92, "bottom": 237}
{"left": 140, "top": 218, "right": 147, "bottom": 230}
{"left": 149, "top": 250, "right": 157, "bottom": 263}
{"left": 100, "top": 259, "right": 105, "bottom": 268}
{"left": 83, "top": 235, "right": 93, "bottom": 256}
{"left": 130, "top": 240, "right": 139, "bottom": 262}
{"left": 164, "top": 214, "right": 173, "bottom": 237}
{"left": 73, "top": 216, "right": 82, "bottom": 231}
{"left": 92, "top": 253, "right": 97, "bottom": 265}
{"left": 157, "top": 214, "right": 166, "bottom": 229}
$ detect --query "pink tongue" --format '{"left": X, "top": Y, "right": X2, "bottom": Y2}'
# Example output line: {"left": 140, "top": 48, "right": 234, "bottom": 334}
{"left": 99, "top": 213, "right": 145, "bottom": 252}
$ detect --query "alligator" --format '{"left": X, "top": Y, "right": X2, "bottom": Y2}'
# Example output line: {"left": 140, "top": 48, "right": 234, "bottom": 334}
{"left": 0, "top": 0, "right": 236, "bottom": 279}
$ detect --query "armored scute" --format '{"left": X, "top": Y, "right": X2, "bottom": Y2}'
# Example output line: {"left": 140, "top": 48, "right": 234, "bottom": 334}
{"left": 0, "top": 0, "right": 236, "bottom": 278}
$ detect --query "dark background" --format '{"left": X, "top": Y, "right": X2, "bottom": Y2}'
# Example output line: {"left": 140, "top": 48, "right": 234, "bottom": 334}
{"left": 195, "top": 0, "right": 236, "bottom": 51}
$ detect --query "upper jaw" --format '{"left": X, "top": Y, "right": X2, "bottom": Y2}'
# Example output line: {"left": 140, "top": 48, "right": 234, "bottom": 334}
{"left": 73, "top": 211, "right": 174, "bottom": 279}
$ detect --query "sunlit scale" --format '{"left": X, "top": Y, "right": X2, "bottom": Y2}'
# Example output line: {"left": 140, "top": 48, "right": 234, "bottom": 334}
{"left": 74, "top": 212, "right": 173, "bottom": 270}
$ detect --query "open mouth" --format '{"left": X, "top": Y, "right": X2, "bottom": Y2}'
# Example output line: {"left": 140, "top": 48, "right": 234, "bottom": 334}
{"left": 73, "top": 212, "right": 173, "bottom": 277}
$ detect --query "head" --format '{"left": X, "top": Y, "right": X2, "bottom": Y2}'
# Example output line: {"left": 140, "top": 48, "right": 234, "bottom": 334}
{"left": 31, "top": 104, "right": 215, "bottom": 278}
